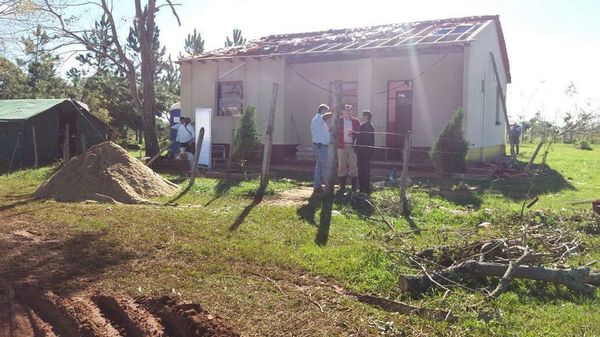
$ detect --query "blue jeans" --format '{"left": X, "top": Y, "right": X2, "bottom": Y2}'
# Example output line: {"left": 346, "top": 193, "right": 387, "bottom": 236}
{"left": 313, "top": 145, "right": 328, "bottom": 188}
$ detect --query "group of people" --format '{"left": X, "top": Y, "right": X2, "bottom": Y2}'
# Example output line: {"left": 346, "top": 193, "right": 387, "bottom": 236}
{"left": 311, "top": 104, "right": 375, "bottom": 195}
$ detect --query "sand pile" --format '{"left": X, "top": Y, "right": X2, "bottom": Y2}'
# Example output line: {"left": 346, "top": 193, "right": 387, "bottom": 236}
{"left": 35, "top": 141, "right": 179, "bottom": 204}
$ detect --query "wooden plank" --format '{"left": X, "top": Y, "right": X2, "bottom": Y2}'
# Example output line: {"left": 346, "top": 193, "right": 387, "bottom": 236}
{"left": 524, "top": 142, "right": 544, "bottom": 173}
{"left": 32, "top": 126, "right": 38, "bottom": 168}
{"left": 258, "top": 83, "right": 279, "bottom": 194}
{"left": 400, "top": 131, "right": 411, "bottom": 215}
{"left": 489, "top": 52, "right": 511, "bottom": 138}
{"left": 62, "top": 124, "right": 70, "bottom": 163}
{"left": 316, "top": 81, "right": 342, "bottom": 245}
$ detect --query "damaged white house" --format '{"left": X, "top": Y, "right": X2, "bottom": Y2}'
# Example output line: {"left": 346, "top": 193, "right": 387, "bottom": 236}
{"left": 178, "top": 15, "right": 511, "bottom": 162}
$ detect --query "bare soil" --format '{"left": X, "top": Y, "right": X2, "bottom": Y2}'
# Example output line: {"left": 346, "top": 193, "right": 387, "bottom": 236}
{"left": 35, "top": 141, "right": 179, "bottom": 204}
{"left": 0, "top": 284, "right": 239, "bottom": 337}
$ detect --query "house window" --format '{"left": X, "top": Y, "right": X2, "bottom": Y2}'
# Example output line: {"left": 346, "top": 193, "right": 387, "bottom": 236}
{"left": 216, "top": 81, "right": 243, "bottom": 116}
{"left": 329, "top": 81, "right": 358, "bottom": 114}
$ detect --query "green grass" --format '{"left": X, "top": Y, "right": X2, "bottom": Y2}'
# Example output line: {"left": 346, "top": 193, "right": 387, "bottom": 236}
{"left": 0, "top": 143, "right": 599, "bottom": 336}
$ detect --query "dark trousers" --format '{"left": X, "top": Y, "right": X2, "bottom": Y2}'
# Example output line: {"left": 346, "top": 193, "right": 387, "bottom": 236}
{"left": 357, "top": 154, "right": 371, "bottom": 193}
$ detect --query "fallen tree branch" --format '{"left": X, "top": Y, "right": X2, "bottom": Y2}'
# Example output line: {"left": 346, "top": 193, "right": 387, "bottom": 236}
{"left": 353, "top": 294, "right": 457, "bottom": 322}
{"left": 399, "top": 260, "right": 598, "bottom": 296}
{"left": 489, "top": 249, "right": 531, "bottom": 297}
{"left": 247, "top": 272, "right": 284, "bottom": 295}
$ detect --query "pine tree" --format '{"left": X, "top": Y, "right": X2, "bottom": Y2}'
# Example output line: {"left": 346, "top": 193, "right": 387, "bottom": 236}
{"left": 429, "top": 108, "right": 469, "bottom": 173}
{"left": 183, "top": 29, "right": 205, "bottom": 56}
{"left": 231, "top": 105, "right": 260, "bottom": 162}
{"left": 224, "top": 28, "right": 247, "bottom": 47}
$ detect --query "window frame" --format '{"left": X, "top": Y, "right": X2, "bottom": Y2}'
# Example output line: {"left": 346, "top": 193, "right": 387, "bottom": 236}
{"left": 216, "top": 81, "right": 244, "bottom": 117}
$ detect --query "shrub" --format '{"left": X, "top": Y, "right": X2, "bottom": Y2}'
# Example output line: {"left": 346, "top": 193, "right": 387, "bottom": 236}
{"left": 429, "top": 108, "right": 469, "bottom": 173}
{"left": 231, "top": 105, "right": 261, "bottom": 162}
{"left": 576, "top": 140, "right": 593, "bottom": 151}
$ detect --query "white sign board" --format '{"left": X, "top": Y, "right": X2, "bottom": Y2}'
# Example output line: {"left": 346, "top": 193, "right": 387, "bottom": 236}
{"left": 195, "top": 108, "right": 212, "bottom": 168}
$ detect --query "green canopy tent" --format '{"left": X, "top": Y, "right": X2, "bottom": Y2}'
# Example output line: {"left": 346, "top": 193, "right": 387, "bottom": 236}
{"left": 0, "top": 99, "right": 107, "bottom": 172}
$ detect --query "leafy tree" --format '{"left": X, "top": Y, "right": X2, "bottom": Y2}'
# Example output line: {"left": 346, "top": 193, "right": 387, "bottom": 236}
{"left": 429, "top": 108, "right": 469, "bottom": 173}
{"left": 0, "top": 56, "right": 27, "bottom": 98}
{"left": 39, "top": 0, "right": 181, "bottom": 157}
{"left": 224, "top": 28, "right": 246, "bottom": 47}
{"left": 232, "top": 105, "right": 260, "bottom": 162}
{"left": 182, "top": 28, "right": 204, "bottom": 56}
{"left": 16, "top": 25, "right": 71, "bottom": 98}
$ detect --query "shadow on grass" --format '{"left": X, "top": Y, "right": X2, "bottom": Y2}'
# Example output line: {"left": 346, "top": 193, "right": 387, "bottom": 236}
{"left": 0, "top": 230, "right": 134, "bottom": 292}
{"left": 297, "top": 195, "right": 322, "bottom": 226}
{"left": 205, "top": 179, "right": 243, "bottom": 206}
{"left": 0, "top": 197, "right": 36, "bottom": 212}
{"left": 418, "top": 162, "right": 575, "bottom": 209}
{"left": 229, "top": 194, "right": 264, "bottom": 231}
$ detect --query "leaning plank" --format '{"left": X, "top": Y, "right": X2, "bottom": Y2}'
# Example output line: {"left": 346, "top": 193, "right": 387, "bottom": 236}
{"left": 399, "top": 260, "right": 598, "bottom": 296}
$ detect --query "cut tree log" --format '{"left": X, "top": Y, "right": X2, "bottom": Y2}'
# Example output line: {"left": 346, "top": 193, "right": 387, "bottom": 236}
{"left": 399, "top": 260, "right": 599, "bottom": 296}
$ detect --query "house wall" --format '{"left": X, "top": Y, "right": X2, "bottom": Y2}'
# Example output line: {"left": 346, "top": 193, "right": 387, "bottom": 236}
{"left": 285, "top": 52, "right": 465, "bottom": 148}
{"left": 181, "top": 57, "right": 286, "bottom": 146}
{"left": 463, "top": 21, "right": 509, "bottom": 161}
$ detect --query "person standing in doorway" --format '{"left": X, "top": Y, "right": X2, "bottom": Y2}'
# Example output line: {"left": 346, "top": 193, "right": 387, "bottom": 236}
{"left": 172, "top": 117, "right": 196, "bottom": 171}
{"left": 354, "top": 110, "right": 375, "bottom": 194}
{"left": 310, "top": 104, "right": 332, "bottom": 194}
{"left": 337, "top": 104, "right": 360, "bottom": 193}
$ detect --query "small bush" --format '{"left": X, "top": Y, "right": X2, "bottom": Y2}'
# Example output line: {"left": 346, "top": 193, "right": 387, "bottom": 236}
{"left": 429, "top": 108, "right": 469, "bottom": 173}
{"left": 231, "top": 105, "right": 261, "bottom": 162}
{"left": 576, "top": 140, "right": 593, "bottom": 151}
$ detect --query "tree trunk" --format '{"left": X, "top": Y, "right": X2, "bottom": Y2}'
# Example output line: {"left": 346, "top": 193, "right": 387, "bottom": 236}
{"left": 135, "top": 0, "right": 159, "bottom": 157}
{"left": 399, "top": 260, "right": 599, "bottom": 296}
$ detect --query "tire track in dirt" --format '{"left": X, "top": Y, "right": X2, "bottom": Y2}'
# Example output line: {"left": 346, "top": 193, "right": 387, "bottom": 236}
{"left": 1, "top": 283, "right": 240, "bottom": 337}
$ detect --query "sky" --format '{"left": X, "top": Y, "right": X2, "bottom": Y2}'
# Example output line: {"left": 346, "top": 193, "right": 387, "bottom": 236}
{"left": 7, "top": 0, "right": 600, "bottom": 124}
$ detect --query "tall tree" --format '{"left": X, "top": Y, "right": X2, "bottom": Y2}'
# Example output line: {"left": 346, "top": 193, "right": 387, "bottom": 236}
{"left": 182, "top": 28, "right": 204, "bottom": 56}
{"left": 0, "top": 56, "right": 27, "bottom": 98}
{"left": 39, "top": 0, "right": 181, "bottom": 156}
{"left": 15, "top": 24, "right": 71, "bottom": 98}
{"left": 224, "top": 28, "right": 246, "bottom": 47}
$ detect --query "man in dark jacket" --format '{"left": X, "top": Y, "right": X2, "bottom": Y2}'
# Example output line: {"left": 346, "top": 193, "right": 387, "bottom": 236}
{"left": 355, "top": 110, "right": 375, "bottom": 194}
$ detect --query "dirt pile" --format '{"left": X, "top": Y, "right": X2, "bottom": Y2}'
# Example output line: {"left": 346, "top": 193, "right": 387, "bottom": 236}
{"left": 1, "top": 286, "right": 240, "bottom": 337}
{"left": 35, "top": 141, "right": 179, "bottom": 204}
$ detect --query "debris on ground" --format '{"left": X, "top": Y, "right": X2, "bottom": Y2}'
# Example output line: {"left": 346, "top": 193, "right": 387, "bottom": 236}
{"left": 35, "top": 141, "right": 179, "bottom": 204}
{"left": 0, "top": 284, "right": 240, "bottom": 337}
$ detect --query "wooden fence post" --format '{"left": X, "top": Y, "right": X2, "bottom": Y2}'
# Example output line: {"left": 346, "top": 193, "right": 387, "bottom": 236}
{"left": 258, "top": 83, "right": 279, "bottom": 194}
{"left": 32, "top": 126, "right": 38, "bottom": 168}
{"left": 316, "top": 80, "right": 342, "bottom": 245}
{"left": 62, "top": 124, "right": 70, "bottom": 163}
{"left": 524, "top": 142, "right": 544, "bottom": 174}
{"left": 81, "top": 133, "right": 87, "bottom": 153}
{"left": 400, "top": 131, "right": 412, "bottom": 215}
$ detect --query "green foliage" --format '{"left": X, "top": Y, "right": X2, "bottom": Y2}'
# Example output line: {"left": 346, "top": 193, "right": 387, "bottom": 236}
{"left": 576, "top": 140, "right": 593, "bottom": 151}
{"left": 430, "top": 108, "right": 469, "bottom": 173}
{"left": 231, "top": 105, "right": 260, "bottom": 162}
{"left": 224, "top": 28, "right": 246, "bottom": 47}
{"left": 0, "top": 57, "right": 27, "bottom": 99}
{"left": 16, "top": 25, "right": 73, "bottom": 99}
{"left": 182, "top": 28, "right": 205, "bottom": 56}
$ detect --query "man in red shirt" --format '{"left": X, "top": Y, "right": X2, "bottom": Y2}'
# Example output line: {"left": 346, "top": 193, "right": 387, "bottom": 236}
{"left": 336, "top": 104, "right": 360, "bottom": 193}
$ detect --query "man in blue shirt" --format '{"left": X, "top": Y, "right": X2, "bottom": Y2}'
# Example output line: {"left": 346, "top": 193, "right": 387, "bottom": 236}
{"left": 310, "top": 104, "right": 332, "bottom": 194}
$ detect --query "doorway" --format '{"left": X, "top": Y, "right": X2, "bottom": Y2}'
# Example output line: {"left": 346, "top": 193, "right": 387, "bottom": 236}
{"left": 386, "top": 80, "right": 413, "bottom": 160}
{"left": 58, "top": 109, "right": 77, "bottom": 157}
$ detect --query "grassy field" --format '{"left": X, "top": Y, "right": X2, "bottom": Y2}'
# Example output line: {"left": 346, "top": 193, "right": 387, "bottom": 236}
{"left": 0, "top": 143, "right": 599, "bottom": 336}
